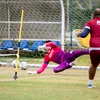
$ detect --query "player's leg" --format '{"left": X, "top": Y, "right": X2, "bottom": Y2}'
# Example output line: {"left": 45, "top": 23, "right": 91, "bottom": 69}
{"left": 88, "top": 64, "right": 97, "bottom": 88}
{"left": 71, "top": 49, "right": 89, "bottom": 59}
{"left": 64, "top": 49, "right": 89, "bottom": 63}
{"left": 53, "top": 60, "right": 73, "bottom": 73}
{"left": 88, "top": 50, "right": 100, "bottom": 88}
{"left": 53, "top": 49, "right": 89, "bottom": 73}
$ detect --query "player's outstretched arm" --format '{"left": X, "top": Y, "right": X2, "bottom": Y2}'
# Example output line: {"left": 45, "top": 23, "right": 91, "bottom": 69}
{"left": 27, "top": 63, "right": 48, "bottom": 74}
{"left": 75, "top": 28, "right": 90, "bottom": 38}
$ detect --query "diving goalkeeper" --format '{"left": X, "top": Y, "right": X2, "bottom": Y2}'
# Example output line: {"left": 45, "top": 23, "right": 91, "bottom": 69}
{"left": 27, "top": 41, "right": 89, "bottom": 74}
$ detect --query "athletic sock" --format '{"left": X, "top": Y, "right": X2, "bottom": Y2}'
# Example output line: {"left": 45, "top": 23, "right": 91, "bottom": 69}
{"left": 88, "top": 79, "right": 93, "bottom": 85}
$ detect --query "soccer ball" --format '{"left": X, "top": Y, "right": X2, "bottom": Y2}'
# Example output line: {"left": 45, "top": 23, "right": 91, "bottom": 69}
{"left": 19, "top": 62, "right": 28, "bottom": 70}
{"left": 11, "top": 60, "right": 20, "bottom": 68}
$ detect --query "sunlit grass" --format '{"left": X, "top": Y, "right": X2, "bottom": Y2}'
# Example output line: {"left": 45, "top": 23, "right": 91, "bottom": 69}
{"left": 0, "top": 67, "right": 100, "bottom": 100}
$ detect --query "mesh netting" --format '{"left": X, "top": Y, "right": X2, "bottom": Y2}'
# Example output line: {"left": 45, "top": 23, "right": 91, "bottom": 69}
{"left": 66, "top": 0, "right": 100, "bottom": 48}
{"left": 0, "top": 0, "right": 62, "bottom": 40}
{"left": 1, "top": 0, "right": 100, "bottom": 69}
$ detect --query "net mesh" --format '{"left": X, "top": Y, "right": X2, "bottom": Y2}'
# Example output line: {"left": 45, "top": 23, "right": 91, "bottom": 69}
{"left": 69, "top": 0, "right": 100, "bottom": 34}
{"left": 0, "top": 0, "right": 63, "bottom": 68}
{"left": 66, "top": 0, "right": 100, "bottom": 47}
{"left": 1, "top": 0, "right": 100, "bottom": 69}
{"left": 0, "top": 0, "right": 61, "bottom": 40}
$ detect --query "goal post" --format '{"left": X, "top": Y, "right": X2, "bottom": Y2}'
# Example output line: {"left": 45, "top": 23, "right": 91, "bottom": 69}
{"left": 0, "top": 0, "right": 65, "bottom": 50}
{"left": 0, "top": 0, "right": 66, "bottom": 70}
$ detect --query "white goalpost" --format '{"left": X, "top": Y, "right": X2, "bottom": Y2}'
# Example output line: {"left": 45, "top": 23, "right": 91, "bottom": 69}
{"left": 0, "top": 0, "right": 65, "bottom": 67}
{"left": 0, "top": 0, "right": 95, "bottom": 70}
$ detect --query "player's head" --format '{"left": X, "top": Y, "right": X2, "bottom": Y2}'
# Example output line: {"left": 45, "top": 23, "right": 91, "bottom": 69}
{"left": 38, "top": 40, "right": 51, "bottom": 52}
{"left": 44, "top": 40, "right": 51, "bottom": 43}
{"left": 93, "top": 8, "right": 100, "bottom": 19}
{"left": 38, "top": 40, "right": 56, "bottom": 52}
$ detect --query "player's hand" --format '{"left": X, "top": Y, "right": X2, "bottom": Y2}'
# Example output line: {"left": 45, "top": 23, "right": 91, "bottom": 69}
{"left": 75, "top": 31, "right": 79, "bottom": 37}
{"left": 27, "top": 70, "right": 37, "bottom": 74}
{"left": 74, "top": 29, "right": 82, "bottom": 37}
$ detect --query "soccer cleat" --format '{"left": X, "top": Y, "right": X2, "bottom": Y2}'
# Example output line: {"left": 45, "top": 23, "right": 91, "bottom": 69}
{"left": 88, "top": 84, "right": 96, "bottom": 88}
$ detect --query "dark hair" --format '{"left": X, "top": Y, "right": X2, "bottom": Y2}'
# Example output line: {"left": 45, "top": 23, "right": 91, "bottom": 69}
{"left": 44, "top": 40, "right": 51, "bottom": 43}
{"left": 93, "top": 8, "right": 100, "bottom": 19}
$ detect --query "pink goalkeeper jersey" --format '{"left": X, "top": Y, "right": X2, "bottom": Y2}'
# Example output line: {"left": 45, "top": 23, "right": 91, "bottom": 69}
{"left": 85, "top": 17, "right": 100, "bottom": 47}
{"left": 44, "top": 42, "right": 65, "bottom": 64}
{"left": 37, "top": 42, "right": 65, "bottom": 74}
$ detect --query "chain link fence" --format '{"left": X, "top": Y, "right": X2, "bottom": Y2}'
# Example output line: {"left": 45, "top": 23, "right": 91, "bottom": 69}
{"left": 0, "top": 0, "right": 100, "bottom": 68}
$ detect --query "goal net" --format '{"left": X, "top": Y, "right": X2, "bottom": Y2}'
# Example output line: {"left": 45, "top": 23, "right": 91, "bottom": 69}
{"left": 0, "top": 0, "right": 65, "bottom": 68}
{"left": 67, "top": 0, "right": 100, "bottom": 48}
{"left": 0, "top": 0, "right": 65, "bottom": 41}
{"left": 1, "top": 0, "right": 100, "bottom": 70}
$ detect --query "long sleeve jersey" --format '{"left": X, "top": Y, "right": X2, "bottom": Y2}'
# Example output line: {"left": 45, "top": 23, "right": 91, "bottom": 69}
{"left": 37, "top": 42, "right": 65, "bottom": 74}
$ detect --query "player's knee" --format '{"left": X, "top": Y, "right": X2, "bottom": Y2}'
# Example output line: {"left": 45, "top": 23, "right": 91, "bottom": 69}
{"left": 53, "top": 69, "right": 59, "bottom": 73}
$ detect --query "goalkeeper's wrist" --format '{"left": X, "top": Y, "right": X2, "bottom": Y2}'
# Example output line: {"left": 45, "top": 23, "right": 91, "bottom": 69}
{"left": 33, "top": 71, "right": 38, "bottom": 74}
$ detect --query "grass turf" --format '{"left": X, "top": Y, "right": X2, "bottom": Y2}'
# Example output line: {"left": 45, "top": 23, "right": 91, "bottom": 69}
{"left": 0, "top": 67, "right": 100, "bottom": 100}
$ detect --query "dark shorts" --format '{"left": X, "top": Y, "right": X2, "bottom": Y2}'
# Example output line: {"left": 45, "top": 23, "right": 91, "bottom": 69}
{"left": 90, "top": 50, "right": 100, "bottom": 66}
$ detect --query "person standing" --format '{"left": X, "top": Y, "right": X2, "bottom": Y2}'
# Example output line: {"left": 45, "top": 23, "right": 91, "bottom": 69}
{"left": 76, "top": 8, "right": 100, "bottom": 88}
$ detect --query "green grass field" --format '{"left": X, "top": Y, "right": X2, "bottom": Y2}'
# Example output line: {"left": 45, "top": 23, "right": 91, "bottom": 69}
{"left": 0, "top": 66, "right": 100, "bottom": 100}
